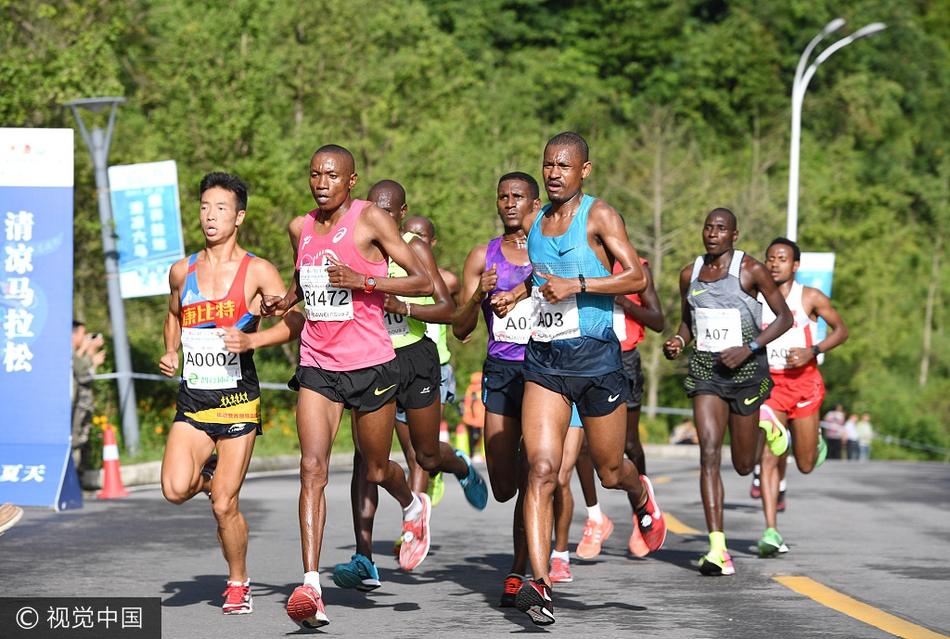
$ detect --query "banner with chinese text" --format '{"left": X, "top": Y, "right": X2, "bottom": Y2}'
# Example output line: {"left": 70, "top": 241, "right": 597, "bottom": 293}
{"left": 798, "top": 252, "right": 836, "bottom": 365}
{"left": 108, "top": 160, "right": 184, "bottom": 298}
{"left": 0, "top": 128, "right": 79, "bottom": 509}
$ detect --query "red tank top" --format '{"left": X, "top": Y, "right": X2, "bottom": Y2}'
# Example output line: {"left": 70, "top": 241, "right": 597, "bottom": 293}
{"left": 612, "top": 258, "right": 649, "bottom": 351}
{"left": 295, "top": 199, "right": 394, "bottom": 371}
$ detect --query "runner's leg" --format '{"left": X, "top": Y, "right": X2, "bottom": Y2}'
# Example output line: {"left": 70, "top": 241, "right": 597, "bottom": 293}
{"left": 161, "top": 421, "right": 216, "bottom": 504}
{"left": 211, "top": 431, "right": 257, "bottom": 582}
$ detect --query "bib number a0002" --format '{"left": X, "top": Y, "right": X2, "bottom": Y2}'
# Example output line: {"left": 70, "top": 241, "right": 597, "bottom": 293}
{"left": 300, "top": 265, "right": 353, "bottom": 321}
{"left": 492, "top": 297, "right": 537, "bottom": 344}
{"left": 531, "top": 290, "right": 580, "bottom": 342}
{"left": 694, "top": 307, "right": 742, "bottom": 352}
{"left": 181, "top": 327, "right": 242, "bottom": 390}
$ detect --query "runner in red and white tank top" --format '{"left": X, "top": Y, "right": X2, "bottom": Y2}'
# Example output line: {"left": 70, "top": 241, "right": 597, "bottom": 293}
{"left": 264, "top": 145, "right": 436, "bottom": 629}
{"left": 753, "top": 237, "right": 849, "bottom": 559}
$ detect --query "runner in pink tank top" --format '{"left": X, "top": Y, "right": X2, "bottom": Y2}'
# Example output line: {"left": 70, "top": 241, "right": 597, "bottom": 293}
{"left": 263, "top": 145, "right": 435, "bottom": 630}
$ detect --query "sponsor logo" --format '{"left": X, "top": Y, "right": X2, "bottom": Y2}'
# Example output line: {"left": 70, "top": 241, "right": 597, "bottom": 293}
{"left": 743, "top": 394, "right": 761, "bottom": 406}
{"left": 228, "top": 423, "right": 247, "bottom": 433}
{"left": 608, "top": 394, "right": 621, "bottom": 402}
{"left": 557, "top": 246, "right": 576, "bottom": 256}
{"left": 301, "top": 235, "right": 312, "bottom": 249}
{"left": 420, "top": 386, "right": 431, "bottom": 394}
{"left": 690, "top": 288, "right": 708, "bottom": 297}
{"left": 373, "top": 384, "right": 397, "bottom": 396}
{"left": 796, "top": 399, "right": 814, "bottom": 408}
{"left": 332, "top": 227, "right": 348, "bottom": 243}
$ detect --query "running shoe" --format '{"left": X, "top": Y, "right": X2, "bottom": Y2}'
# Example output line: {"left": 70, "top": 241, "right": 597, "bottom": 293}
{"left": 549, "top": 558, "right": 573, "bottom": 583}
{"left": 634, "top": 475, "right": 666, "bottom": 553}
{"left": 201, "top": 453, "right": 217, "bottom": 498}
{"left": 0, "top": 503, "right": 24, "bottom": 535}
{"left": 332, "top": 553, "right": 381, "bottom": 591}
{"left": 816, "top": 435, "right": 828, "bottom": 468}
{"left": 750, "top": 467, "right": 761, "bottom": 499}
{"left": 576, "top": 515, "right": 614, "bottom": 559}
{"left": 286, "top": 584, "right": 329, "bottom": 629}
{"left": 500, "top": 573, "right": 524, "bottom": 608}
{"left": 393, "top": 534, "right": 403, "bottom": 558}
{"left": 698, "top": 550, "right": 736, "bottom": 576}
{"left": 516, "top": 579, "right": 555, "bottom": 626}
{"left": 222, "top": 581, "right": 252, "bottom": 615}
{"left": 455, "top": 449, "right": 488, "bottom": 510}
{"left": 757, "top": 527, "right": 789, "bottom": 558}
{"left": 777, "top": 488, "right": 787, "bottom": 513}
{"left": 427, "top": 471, "right": 445, "bottom": 507}
{"left": 399, "top": 493, "right": 432, "bottom": 571}
{"left": 628, "top": 515, "right": 650, "bottom": 558}
{"left": 758, "top": 404, "right": 789, "bottom": 456}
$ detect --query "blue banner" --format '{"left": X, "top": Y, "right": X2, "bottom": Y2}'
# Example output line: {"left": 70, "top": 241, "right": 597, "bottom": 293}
{"left": 108, "top": 160, "right": 184, "bottom": 298}
{"left": 0, "top": 128, "right": 79, "bottom": 510}
{"left": 797, "top": 252, "right": 836, "bottom": 359}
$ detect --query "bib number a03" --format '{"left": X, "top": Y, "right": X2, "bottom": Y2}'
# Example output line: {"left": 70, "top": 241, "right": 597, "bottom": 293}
{"left": 492, "top": 297, "right": 536, "bottom": 344}
{"left": 181, "top": 327, "right": 241, "bottom": 390}
{"left": 694, "top": 307, "right": 742, "bottom": 352}
{"left": 531, "top": 290, "right": 580, "bottom": 342}
{"left": 300, "top": 265, "right": 353, "bottom": 321}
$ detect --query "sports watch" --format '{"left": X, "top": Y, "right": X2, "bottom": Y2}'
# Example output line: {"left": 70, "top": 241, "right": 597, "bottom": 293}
{"left": 363, "top": 276, "right": 377, "bottom": 294}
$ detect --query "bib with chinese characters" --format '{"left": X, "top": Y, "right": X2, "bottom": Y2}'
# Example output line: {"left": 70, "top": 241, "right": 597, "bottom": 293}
{"left": 300, "top": 265, "right": 353, "bottom": 321}
{"left": 694, "top": 307, "right": 742, "bottom": 352}
{"left": 531, "top": 289, "right": 580, "bottom": 342}
{"left": 181, "top": 328, "right": 241, "bottom": 390}
{"left": 492, "top": 297, "right": 537, "bottom": 344}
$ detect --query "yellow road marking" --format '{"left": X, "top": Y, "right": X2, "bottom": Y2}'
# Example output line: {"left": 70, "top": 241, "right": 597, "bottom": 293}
{"left": 774, "top": 576, "right": 948, "bottom": 639}
{"left": 652, "top": 475, "right": 672, "bottom": 485}
{"left": 663, "top": 512, "right": 701, "bottom": 535}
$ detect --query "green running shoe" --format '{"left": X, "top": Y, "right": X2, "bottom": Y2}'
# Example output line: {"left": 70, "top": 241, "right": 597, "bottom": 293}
{"left": 815, "top": 435, "right": 828, "bottom": 468}
{"left": 427, "top": 471, "right": 445, "bottom": 507}
{"left": 698, "top": 549, "right": 735, "bottom": 576}
{"left": 758, "top": 527, "right": 789, "bottom": 558}
{"left": 758, "top": 404, "right": 789, "bottom": 456}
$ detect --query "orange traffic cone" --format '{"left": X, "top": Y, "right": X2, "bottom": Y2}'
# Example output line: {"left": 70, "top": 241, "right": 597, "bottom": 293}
{"left": 97, "top": 424, "right": 129, "bottom": 499}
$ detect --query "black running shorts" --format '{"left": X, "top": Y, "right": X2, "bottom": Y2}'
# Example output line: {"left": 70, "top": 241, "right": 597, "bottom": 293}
{"left": 523, "top": 369, "right": 629, "bottom": 418}
{"left": 173, "top": 412, "right": 261, "bottom": 440}
{"left": 290, "top": 358, "right": 400, "bottom": 412}
{"left": 394, "top": 337, "right": 441, "bottom": 413}
{"left": 621, "top": 347, "right": 645, "bottom": 410}
{"left": 482, "top": 356, "right": 526, "bottom": 418}
{"left": 684, "top": 375, "right": 773, "bottom": 416}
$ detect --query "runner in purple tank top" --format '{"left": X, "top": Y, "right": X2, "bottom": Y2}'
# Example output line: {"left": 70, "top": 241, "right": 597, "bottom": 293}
{"left": 453, "top": 171, "right": 540, "bottom": 607}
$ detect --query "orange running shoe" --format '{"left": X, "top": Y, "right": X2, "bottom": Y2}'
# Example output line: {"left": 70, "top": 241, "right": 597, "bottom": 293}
{"left": 548, "top": 558, "right": 573, "bottom": 583}
{"left": 398, "top": 493, "right": 432, "bottom": 571}
{"left": 576, "top": 515, "right": 614, "bottom": 559}
{"left": 286, "top": 584, "right": 329, "bottom": 629}
{"left": 500, "top": 573, "right": 524, "bottom": 608}
{"left": 628, "top": 516, "right": 650, "bottom": 557}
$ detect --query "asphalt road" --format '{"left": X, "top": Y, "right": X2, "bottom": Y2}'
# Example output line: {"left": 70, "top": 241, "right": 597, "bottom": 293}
{"left": 4, "top": 458, "right": 949, "bottom": 638}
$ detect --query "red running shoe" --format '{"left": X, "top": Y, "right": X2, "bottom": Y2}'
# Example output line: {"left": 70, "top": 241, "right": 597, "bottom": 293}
{"left": 548, "top": 558, "right": 573, "bottom": 583}
{"left": 286, "top": 584, "right": 329, "bottom": 629}
{"left": 398, "top": 493, "right": 432, "bottom": 571}
{"left": 221, "top": 581, "right": 252, "bottom": 615}
{"left": 634, "top": 475, "right": 666, "bottom": 553}
{"left": 500, "top": 573, "right": 524, "bottom": 608}
{"left": 628, "top": 515, "right": 650, "bottom": 558}
{"left": 516, "top": 578, "right": 555, "bottom": 625}
{"left": 576, "top": 515, "right": 614, "bottom": 559}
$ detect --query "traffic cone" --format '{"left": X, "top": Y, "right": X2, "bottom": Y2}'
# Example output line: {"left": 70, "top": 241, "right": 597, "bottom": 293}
{"left": 97, "top": 424, "right": 129, "bottom": 499}
{"left": 439, "top": 420, "right": 450, "bottom": 443}
{"left": 454, "top": 423, "right": 470, "bottom": 457}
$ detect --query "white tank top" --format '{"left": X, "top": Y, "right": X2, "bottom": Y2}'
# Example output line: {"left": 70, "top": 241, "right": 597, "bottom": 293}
{"left": 758, "top": 282, "right": 815, "bottom": 370}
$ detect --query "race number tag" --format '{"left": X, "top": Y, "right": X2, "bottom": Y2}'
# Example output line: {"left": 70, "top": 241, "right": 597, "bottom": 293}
{"left": 385, "top": 309, "right": 409, "bottom": 337}
{"left": 300, "top": 265, "right": 353, "bottom": 321}
{"left": 531, "top": 290, "right": 580, "bottom": 342}
{"left": 181, "top": 327, "right": 241, "bottom": 390}
{"left": 492, "top": 297, "right": 537, "bottom": 344}
{"left": 766, "top": 325, "right": 801, "bottom": 369}
{"left": 694, "top": 307, "right": 742, "bottom": 352}
{"left": 612, "top": 302, "right": 627, "bottom": 342}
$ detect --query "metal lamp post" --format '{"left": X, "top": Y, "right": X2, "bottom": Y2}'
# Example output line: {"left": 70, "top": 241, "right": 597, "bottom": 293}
{"left": 786, "top": 20, "right": 886, "bottom": 241}
{"left": 65, "top": 97, "right": 140, "bottom": 453}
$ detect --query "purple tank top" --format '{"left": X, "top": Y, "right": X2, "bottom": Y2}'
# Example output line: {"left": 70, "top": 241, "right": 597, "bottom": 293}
{"left": 482, "top": 236, "right": 534, "bottom": 361}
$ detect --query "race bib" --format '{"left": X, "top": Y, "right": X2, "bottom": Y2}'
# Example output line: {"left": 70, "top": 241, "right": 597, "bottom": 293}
{"left": 300, "top": 265, "right": 353, "bottom": 321}
{"left": 613, "top": 302, "right": 627, "bottom": 342}
{"left": 181, "top": 327, "right": 241, "bottom": 390}
{"left": 694, "top": 307, "right": 742, "bottom": 352}
{"left": 384, "top": 309, "right": 409, "bottom": 337}
{"left": 531, "top": 290, "right": 580, "bottom": 342}
{"left": 492, "top": 297, "right": 537, "bottom": 344}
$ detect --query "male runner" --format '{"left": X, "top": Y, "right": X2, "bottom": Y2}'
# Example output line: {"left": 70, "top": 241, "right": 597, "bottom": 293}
{"left": 453, "top": 171, "right": 540, "bottom": 606}
{"left": 662, "top": 208, "right": 792, "bottom": 576}
{"left": 333, "top": 181, "right": 486, "bottom": 593}
{"left": 755, "top": 237, "right": 848, "bottom": 556}
{"left": 263, "top": 146, "right": 433, "bottom": 628}
{"left": 504, "top": 132, "right": 667, "bottom": 625}
{"left": 159, "top": 172, "right": 302, "bottom": 615}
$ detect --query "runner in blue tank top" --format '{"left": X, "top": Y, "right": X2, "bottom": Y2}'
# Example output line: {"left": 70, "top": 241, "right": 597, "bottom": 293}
{"left": 494, "top": 132, "right": 668, "bottom": 626}
{"left": 663, "top": 208, "right": 793, "bottom": 577}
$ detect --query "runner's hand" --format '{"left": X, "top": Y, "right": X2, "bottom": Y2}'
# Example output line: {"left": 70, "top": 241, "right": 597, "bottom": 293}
{"left": 719, "top": 345, "right": 752, "bottom": 369}
{"left": 261, "top": 294, "right": 289, "bottom": 317}
{"left": 326, "top": 256, "right": 363, "bottom": 290}
{"left": 384, "top": 294, "right": 407, "bottom": 315}
{"left": 538, "top": 273, "right": 578, "bottom": 303}
{"left": 479, "top": 265, "right": 498, "bottom": 298}
{"left": 663, "top": 337, "right": 683, "bottom": 360}
{"left": 222, "top": 327, "right": 253, "bottom": 353}
{"left": 159, "top": 350, "right": 179, "bottom": 377}
{"left": 490, "top": 291, "right": 517, "bottom": 317}
{"left": 786, "top": 346, "right": 813, "bottom": 367}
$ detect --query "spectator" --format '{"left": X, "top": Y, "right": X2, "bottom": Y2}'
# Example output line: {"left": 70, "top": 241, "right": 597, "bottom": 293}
{"left": 856, "top": 413, "right": 874, "bottom": 461}
{"left": 843, "top": 414, "right": 860, "bottom": 460}
{"left": 71, "top": 321, "right": 106, "bottom": 474}
{"left": 670, "top": 419, "right": 698, "bottom": 445}
{"left": 820, "top": 404, "right": 846, "bottom": 460}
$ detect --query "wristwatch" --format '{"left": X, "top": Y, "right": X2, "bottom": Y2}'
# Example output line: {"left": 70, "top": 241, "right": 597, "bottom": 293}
{"left": 811, "top": 344, "right": 821, "bottom": 356}
{"left": 363, "top": 276, "right": 377, "bottom": 294}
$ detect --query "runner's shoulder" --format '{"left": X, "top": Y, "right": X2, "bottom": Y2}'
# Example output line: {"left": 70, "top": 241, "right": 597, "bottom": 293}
{"left": 168, "top": 254, "right": 192, "bottom": 284}
{"left": 464, "top": 242, "right": 490, "bottom": 267}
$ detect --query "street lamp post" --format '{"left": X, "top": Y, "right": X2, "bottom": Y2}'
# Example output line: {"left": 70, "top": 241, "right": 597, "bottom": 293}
{"left": 787, "top": 20, "right": 886, "bottom": 241}
{"left": 65, "top": 97, "right": 140, "bottom": 454}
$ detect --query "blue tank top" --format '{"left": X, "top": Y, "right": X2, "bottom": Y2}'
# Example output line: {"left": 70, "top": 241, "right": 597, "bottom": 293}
{"left": 524, "top": 194, "right": 621, "bottom": 376}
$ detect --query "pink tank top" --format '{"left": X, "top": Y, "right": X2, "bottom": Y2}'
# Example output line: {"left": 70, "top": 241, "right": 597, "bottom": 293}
{"left": 295, "top": 199, "right": 395, "bottom": 371}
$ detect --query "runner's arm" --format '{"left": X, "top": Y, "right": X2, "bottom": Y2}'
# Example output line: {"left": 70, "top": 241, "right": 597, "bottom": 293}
{"left": 452, "top": 244, "right": 488, "bottom": 340}
{"left": 750, "top": 258, "right": 792, "bottom": 346}
{"left": 387, "top": 236, "right": 455, "bottom": 323}
{"left": 662, "top": 265, "right": 693, "bottom": 359}
{"left": 786, "top": 287, "right": 848, "bottom": 365}
{"left": 615, "top": 263, "right": 664, "bottom": 333}
{"left": 159, "top": 259, "right": 186, "bottom": 376}
{"left": 262, "top": 217, "right": 305, "bottom": 316}
{"left": 224, "top": 258, "right": 304, "bottom": 353}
